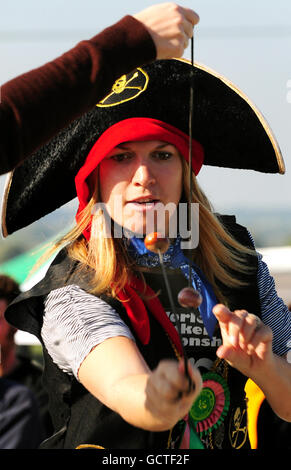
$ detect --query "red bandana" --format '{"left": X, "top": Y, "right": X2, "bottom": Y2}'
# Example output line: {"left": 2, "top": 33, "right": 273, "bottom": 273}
{"left": 117, "top": 275, "right": 184, "bottom": 355}
{"left": 74, "top": 118, "right": 204, "bottom": 353}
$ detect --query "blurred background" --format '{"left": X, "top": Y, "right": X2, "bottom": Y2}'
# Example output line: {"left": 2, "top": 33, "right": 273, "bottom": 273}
{"left": 0, "top": 0, "right": 291, "bottom": 349}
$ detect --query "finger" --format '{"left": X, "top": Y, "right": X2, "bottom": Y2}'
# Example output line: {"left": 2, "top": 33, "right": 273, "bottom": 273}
{"left": 183, "top": 18, "right": 194, "bottom": 39}
{"left": 177, "top": 359, "right": 192, "bottom": 397}
{"left": 212, "top": 304, "right": 232, "bottom": 325}
{"left": 183, "top": 33, "right": 189, "bottom": 50}
{"left": 239, "top": 313, "right": 260, "bottom": 350}
{"left": 212, "top": 304, "right": 236, "bottom": 340}
{"left": 178, "top": 359, "right": 203, "bottom": 398}
{"left": 213, "top": 305, "right": 250, "bottom": 348}
{"left": 150, "top": 370, "right": 182, "bottom": 401}
{"left": 216, "top": 343, "right": 237, "bottom": 363}
{"left": 154, "top": 360, "right": 191, "bottom": 399}
{"left": 246, "top": 323, "right": 273, "bottom": 358}
{"left": 181, "top": 7, "right": 200, "bottom": 26}
{"left": 227, "top": 310, "right": 248, "bottom": 348}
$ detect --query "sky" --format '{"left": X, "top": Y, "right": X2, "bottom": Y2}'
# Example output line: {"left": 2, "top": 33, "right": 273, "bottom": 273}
{"left": 1, "top": 0, "right": 291, "bottom": 213}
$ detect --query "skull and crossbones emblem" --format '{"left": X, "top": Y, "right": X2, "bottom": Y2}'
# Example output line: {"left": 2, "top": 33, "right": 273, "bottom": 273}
{"left": 97, "top": 68, "right": 149, "bottom": 107}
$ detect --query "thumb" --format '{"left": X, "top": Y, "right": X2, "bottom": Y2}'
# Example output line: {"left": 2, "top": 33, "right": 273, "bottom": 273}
{"left": 179, "top": 359, "right": 203, "bottom": 393}
{"left": 216, "top": 344, "right": 236, "bottom": 361}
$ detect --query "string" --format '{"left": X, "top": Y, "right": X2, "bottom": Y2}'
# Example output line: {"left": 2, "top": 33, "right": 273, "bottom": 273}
{"left": 182, "top": 35, "right": 195, "bottom": 391}
{"left": 157, "top": 250, "right": 186, "bottom": 356}
{"left": 188, "top": 35, "right": 194, "bottom": 287}
{"left": 180, "top": 34, "right": 195, "bottom": 389}
{"left": 158, "top": 249, "right": 193, "bottom": 392}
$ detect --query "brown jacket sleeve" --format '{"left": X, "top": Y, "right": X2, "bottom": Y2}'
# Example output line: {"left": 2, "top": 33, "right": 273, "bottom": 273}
{"left": 0, "top": 16, "right": 156, "bottom": 175}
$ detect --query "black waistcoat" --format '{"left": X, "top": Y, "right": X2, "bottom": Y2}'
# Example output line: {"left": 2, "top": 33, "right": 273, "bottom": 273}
{"left": 5, "top": 215, "right": 262, "bottom": 449}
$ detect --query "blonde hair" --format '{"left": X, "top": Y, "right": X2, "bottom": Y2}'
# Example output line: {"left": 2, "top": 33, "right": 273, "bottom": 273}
{"left": 181, "top": 160, "right": 255, "bottom": 302}
{"left": 33, "top": 158, "right": 255, "bottom": 303}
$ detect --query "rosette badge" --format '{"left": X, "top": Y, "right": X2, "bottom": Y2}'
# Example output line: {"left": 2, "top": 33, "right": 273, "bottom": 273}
{"left": 189, "top": 372, "right": 230, "bottom": 437}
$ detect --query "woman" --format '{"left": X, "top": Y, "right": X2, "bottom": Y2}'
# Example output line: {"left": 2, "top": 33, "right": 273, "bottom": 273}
{"left": 3, "top": 58, "right": 291, "bottom": 450}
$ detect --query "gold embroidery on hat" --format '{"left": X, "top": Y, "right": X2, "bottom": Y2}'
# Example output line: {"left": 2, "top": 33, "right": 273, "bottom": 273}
{"left": 97, "top": 68, "right": 149, "bottom": 108}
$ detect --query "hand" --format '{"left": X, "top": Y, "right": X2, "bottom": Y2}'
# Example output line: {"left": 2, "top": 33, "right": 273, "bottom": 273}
{"left": 133, "top": 3, "right": 200, "bottom": 59}
{"left": 145, "top": 358, "right": 202, "bottom": 429}
{"left": 212, "top": 304, "right": 274, "bottom": 377}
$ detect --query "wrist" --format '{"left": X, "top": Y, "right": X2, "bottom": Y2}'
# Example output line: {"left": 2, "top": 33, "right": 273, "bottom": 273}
{"left": 91, "top": 15, "right": 157, "bottom": 70}
{"left": 249, "top": 353, "right": 291, "bottom": 422}
{"left": 249, "top": 351, "right": 277, "bottom": 387}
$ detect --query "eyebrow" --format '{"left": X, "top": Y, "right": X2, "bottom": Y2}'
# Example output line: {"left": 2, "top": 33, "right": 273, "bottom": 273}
{"left": 114, "top": 142, "right": 173, "bottom": 150}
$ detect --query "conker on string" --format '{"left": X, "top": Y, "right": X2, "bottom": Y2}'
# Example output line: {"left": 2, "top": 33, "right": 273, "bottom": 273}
{"left": 144, "top": 232, "right": 170, "bottom": 254}
{"left": 178, "top": 287, "right": 202, "bottom": 308}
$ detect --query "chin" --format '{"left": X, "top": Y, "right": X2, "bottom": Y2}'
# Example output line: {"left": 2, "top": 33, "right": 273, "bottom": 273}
{"left": 122, "top": 225, "right": 147, "bottom": 239}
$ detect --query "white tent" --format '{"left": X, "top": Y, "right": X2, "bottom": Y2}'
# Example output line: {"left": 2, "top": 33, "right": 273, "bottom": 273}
{"left": 258, "top": 246, "right": 291, "bottom": 274}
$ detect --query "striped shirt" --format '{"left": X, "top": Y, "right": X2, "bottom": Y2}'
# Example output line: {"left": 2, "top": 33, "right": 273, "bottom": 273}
{"left": 42, "top": 286, "right": 135, "bottom": 379}
{"left": 41, "top": 252, "right": 291, "bottom": 381}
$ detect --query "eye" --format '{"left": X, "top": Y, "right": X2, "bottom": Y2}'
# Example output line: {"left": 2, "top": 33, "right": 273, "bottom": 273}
{"left": 151, "top": 151, "right": 173, "bottom": 161}
{"left": 110, "top": 152, "right": 133, "bottom": 162}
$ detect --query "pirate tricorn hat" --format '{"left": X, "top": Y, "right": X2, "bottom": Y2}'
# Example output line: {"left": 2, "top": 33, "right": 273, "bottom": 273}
{"left": 1, "top": 58, "right": 285, "bottom": 237}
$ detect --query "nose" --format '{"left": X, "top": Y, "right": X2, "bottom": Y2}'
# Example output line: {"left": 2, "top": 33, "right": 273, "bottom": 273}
{"left": 132, "top": 162, "right": 156, "bottom": 187}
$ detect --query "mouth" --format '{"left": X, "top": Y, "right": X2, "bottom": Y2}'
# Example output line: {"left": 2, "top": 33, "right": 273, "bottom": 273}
{"left": 126, "top": 197, "right": 160, "bottom": 211}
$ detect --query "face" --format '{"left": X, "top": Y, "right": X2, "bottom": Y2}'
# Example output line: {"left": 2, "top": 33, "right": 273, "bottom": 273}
{"left": 98, "top": 140, "right": 183, "bottom": 236}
